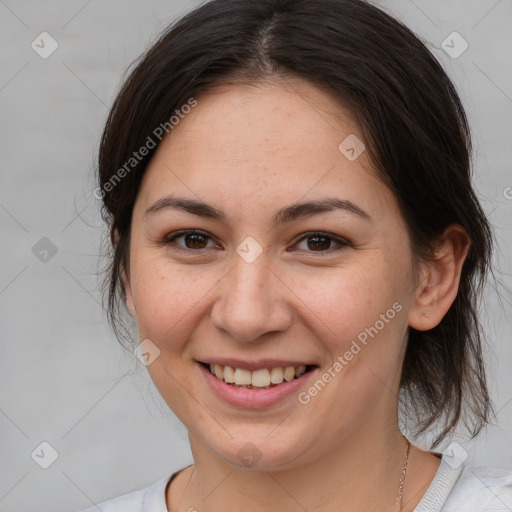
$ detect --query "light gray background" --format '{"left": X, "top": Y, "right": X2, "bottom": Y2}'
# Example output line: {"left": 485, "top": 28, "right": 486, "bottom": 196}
{"left": 1, "top": 1, "right": 511, "bottom": 511}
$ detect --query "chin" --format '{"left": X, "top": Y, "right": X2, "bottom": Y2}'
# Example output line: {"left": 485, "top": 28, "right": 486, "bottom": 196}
{"left": 202, "top": 426, "right": 315, "bottom": 471}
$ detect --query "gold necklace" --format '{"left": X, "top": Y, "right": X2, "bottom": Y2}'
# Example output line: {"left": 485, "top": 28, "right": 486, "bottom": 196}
{"left": 395, "top": 435, "right": 411, "bottom": 510}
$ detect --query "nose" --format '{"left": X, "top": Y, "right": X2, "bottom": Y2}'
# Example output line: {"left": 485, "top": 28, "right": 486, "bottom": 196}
{"left": 210, "top": 254, "right": 293, "bottom": 342}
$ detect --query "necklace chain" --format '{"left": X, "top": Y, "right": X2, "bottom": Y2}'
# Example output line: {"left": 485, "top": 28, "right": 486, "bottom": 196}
{"left": 395, "top": 435, "right": 411, "bottom": 510}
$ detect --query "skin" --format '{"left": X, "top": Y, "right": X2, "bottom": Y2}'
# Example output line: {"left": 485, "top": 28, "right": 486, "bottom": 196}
{"left": 121, "top": 76, "right": 469, "bottom": 512}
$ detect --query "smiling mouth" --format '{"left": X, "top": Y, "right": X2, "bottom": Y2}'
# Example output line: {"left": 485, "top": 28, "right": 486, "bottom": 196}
{"left": 199, "top": 362, "right": 317, "bottom": 389}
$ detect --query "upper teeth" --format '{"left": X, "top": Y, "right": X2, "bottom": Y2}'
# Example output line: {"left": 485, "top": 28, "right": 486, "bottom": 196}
{"left": 209, "top": 364, "right": 307, "bottom": 387}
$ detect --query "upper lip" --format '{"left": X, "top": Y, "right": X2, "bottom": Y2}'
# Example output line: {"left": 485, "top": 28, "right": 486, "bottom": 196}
{"left": 197, "top": 358, "right": 317, "bottom": 371}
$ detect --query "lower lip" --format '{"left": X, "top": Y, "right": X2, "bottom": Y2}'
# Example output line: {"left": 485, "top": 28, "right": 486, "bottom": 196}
{"left": 198, "top": 362, "right": 317, "bottom": 409}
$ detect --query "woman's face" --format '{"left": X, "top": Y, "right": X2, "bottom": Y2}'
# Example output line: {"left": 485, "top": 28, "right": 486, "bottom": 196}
{"left": 124, "top": 77, "right": 420, "bottom": 469}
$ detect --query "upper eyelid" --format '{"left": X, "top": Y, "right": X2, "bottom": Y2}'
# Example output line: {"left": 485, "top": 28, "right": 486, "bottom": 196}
{"left": 292, "top": 232, "right": 349, "bottom": 252}
{"left": 164, "top": 229, "right": 220, "bottom": 248}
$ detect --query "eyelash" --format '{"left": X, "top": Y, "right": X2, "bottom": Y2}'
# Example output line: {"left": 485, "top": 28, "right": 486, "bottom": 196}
{"left": 161, "top": 229, "right": 349, "bottom": 255}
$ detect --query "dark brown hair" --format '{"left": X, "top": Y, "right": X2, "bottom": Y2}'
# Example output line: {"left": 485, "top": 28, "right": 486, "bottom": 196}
{"left": 97, "top": 0, "right": 494, "bottom": 448}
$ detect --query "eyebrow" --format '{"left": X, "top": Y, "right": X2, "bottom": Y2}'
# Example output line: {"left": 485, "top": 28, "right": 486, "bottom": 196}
{"left": 144, "top": 194, "right": 371, "bottom": 226}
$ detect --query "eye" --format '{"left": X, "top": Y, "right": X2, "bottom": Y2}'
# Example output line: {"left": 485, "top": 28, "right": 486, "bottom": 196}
{"left": 163, "top": 230, "right": 219, "bottom": 251}
{"left": 161, "top": 230, "right": 349, "bottom": 255}
{"left": 292, "top": 232, "right": 349, "bottom": 254}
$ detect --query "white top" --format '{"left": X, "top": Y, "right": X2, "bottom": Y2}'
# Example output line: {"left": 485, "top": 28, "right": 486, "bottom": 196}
{"left": 78, "top": 457, "right": 512, "bottom": 512}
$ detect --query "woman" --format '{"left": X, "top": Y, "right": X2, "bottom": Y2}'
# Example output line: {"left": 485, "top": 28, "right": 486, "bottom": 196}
{"left": 82, "top": 0, "right": 512, "bottom": 510}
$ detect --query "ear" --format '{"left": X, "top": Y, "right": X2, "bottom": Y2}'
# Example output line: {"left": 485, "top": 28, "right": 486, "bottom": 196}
{"left": 123, "top": 268, "right": 137, "bottom": 319}
{"left": 408, "top": 224, "right": 470, "bottom": 331}
{"left": 112, "top": 225, "right": 137, "bottom": 320}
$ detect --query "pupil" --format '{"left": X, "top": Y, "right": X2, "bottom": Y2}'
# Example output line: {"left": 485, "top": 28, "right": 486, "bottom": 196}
{"left": 185, "top": 233, "right": 206, "bottom": 249}
{"left": 308, "top": 235, "right": 329, "bottom": 251}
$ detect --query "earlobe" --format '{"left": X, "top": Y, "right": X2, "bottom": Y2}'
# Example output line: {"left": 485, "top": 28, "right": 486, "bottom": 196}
{"left": 110, "top": 222, "right": 119, "bottom": 246}
{"left": 408, "top": 225, "right": 470, "bottom": 331}
{"left": 122, "top": 268, "right": 137, "bottom": 319}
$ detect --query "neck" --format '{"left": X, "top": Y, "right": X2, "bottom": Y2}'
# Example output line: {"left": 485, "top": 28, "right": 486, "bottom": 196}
{"left": 172, "top": 422, "right": 411, "bottom": 512}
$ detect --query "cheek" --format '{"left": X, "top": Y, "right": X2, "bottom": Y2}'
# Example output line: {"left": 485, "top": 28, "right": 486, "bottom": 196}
{"left": 287, "top": 259, "right": 405, "bottom": 351}
{"left": 131, "top": 257, "right": 217, "bottom": 342}
{"left": 297, "top": 266, "right": 408, "bottom": 404}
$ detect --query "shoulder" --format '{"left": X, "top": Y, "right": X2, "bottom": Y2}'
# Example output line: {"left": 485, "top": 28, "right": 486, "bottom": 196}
{"left": 77, "top": 489, "right": 145, "bottom": 512}
{"left": 75, "top": 473, "right": 173, "bottom": 512}
{"left": 444, "top": 463, "right": 512, "bottom": 511}
{"left": 415, "top": 457, "right": 512, "bottom": 512}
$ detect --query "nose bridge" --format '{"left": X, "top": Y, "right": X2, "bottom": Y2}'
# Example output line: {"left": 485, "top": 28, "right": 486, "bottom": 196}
{"left": 211, "top": 251, "right": 291, "bottom": 342}
{"left": 231, "top": 253, "right": 269, "bottom": 305}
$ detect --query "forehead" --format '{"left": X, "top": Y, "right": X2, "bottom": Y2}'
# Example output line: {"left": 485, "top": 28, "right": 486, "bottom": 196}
{"left": 163, "top": 77, "right": 361, "bottom": 166}
{"left": 134, "top": 78, "right": 396, "bottom": 222}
